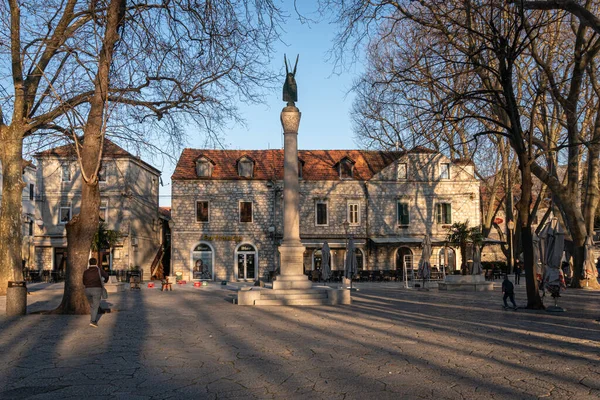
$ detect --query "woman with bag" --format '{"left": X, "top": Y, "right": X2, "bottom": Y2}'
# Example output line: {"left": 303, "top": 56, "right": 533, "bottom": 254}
{"left": 83, "top": 258, "right": 109, "bottom": 328}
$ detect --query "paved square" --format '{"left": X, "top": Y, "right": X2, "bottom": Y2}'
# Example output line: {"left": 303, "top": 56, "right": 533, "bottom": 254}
{"left": 0, "top": 282, "right": 599, "bottom": 399}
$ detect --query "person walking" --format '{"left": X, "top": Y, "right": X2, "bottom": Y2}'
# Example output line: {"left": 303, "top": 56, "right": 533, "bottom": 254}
{"left": 83, "top": 258, "right": 109, "bottom": 328}
{"left": 502, "top": 274, "right": 517, "bottom": 309}
{"left": 514, "top": 260, "right": 522, "bottom": 285}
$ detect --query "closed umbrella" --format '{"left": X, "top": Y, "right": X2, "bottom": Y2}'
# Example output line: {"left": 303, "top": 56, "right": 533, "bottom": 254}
{"left": 321, "top": 242, "right": 331, "bottom": 282}
{"left": 541, "top": 219, "right": 566, "bottom": 310}
{"left": 472, "top": 245, "right": 483, "bottom": 275}
{"left": 583, "top": 236, "right": 598, "bottom": 284}
{"left": 345, "top": 236, "right": 357, "bottom": 289}
{"left": 417, "top": 235, "right": 432, "bottom": 287}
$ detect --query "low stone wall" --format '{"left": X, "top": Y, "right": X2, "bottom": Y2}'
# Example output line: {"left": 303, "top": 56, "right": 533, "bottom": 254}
{"left": 438, "top": 274, "right": 493, "bottom": 291}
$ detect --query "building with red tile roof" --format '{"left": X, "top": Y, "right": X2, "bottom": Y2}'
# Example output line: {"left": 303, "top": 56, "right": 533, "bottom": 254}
{"left": 171, "top": 147, "right": 481, "bottom": 282}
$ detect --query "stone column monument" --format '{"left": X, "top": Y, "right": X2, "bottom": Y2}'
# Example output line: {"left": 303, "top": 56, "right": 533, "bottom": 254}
{"left": 274, "top": 55, "right": 312, "bottom": 290}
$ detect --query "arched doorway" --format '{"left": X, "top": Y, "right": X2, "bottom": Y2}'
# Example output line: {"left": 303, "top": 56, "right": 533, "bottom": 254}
{"left": 355, "top": 248, "right": 364, "bottom": 271}
{"left": 191, "top": 242, "right": 213, "bottom": 280}
{"left": 395, "top": 247, "right": 413, "bottom": 273}
{"left": 312, "top": 249, "right": 322, "bottom": 271}
{"left": 438, "top": 248, "right": 456, "bottom": 272}
{"left": 236, "top": 243, "right": 257, "bottom": 281}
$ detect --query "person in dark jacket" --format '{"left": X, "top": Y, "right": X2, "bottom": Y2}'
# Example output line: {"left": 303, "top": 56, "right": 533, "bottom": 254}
{"left": 514, "top": 260, "right": 522, "bottom": 285}
{"left": 502, "top": 274, "right": 517, "bottom": 309}
{"left": 83, "top": 258, "right": 109, "bottom": 327}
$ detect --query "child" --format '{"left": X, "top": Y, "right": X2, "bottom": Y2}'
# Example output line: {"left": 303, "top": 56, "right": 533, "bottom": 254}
{"left": 502, "top": 274, "right": 517, "bottom": 309}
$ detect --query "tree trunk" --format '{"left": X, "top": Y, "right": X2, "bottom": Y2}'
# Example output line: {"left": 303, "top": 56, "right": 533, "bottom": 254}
{"left": 0, "top": 125, "right": 24, "bottom": 296}
{"left": 53, "top": 0, "right": 124, "bottom": 314}
{"left": 518, "top": 161, "right": 545, "bottom": 309}
{"left": 53, "top": 138, "right": 102, "bottom": 314}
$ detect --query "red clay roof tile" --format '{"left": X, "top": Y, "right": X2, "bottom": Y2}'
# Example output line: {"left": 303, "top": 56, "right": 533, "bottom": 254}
{"left": 173, "top": 147, "right": 437, "bottom": 181}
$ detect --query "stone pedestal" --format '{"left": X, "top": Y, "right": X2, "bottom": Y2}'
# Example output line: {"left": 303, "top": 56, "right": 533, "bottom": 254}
{"left": 273, "top": 244, "right": 312, "bottom": 290}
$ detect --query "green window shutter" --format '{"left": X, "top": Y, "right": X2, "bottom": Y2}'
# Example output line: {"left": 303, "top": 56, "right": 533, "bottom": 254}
{"left": 446, "top": 204, "right": 452, "bottom": 224}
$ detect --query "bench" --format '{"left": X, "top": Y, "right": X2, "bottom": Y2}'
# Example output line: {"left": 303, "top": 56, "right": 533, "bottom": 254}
{"left": 161, "top": 280, "right": 173, "bottom": 291}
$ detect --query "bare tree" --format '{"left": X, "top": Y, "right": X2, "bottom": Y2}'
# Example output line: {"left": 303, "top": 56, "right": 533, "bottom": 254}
{"left": 323, "top": 0, "right": 556, "bottom": 307}
{"left": 513, "top": 0, "right": 600, "bottom": 34}
{"left": 0, "top": 0, "right": 286, "bottom": 307}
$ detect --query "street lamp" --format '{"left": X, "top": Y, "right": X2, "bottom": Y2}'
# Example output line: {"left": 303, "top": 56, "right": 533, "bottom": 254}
{"left": 507, "top": 220, "right": 515, "bottom": 275}
{"left": 343, "top": 219, "right": 350, "bottom": 287}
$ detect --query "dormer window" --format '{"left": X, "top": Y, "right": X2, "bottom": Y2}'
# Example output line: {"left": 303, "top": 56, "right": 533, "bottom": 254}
{"left": 298, "top": 159, "right": 304, "bottom": 179}
{"left": 237, "top": 157, "right": 254, "bottom": 178}
{"left": 339, "top": 158, "right": 354, "bottom": 179}
{"left": 195, "top": 156, "right": 214, "bottom": 178}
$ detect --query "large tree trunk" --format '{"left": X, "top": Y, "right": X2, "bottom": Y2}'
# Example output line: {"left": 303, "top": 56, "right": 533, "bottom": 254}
{"left": 54, "top": 135, "right": 103, "bottom": 314}
{"left": 53, "top": 0, "right": 124, "bottom": 314}
{"left": 0, "top": 125, "right": 24, "bottom": 296}
{"left": 52, "top": 127, "right": 104, "bottom": 314}
{"left": 518, "top": 162, "right": 545, "bottom": 309}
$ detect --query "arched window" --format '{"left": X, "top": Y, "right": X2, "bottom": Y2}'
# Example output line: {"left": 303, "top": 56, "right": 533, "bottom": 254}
{"left": 438, "top": 248, "right": 456, "bottom": 271}
{"left": 395, "top": 247, "right": 413, "bottom": 271}
{"left": 191, "top": 243, "right": 213, "bottom": 280}
{"left": 236, "top": 243, "right": 257, "bottom": 281}
{"left": 355, "top": 248, "right": 364, "bottom": 271}
{"left": 312, "top": 249, "right": 322, "bottom": 271}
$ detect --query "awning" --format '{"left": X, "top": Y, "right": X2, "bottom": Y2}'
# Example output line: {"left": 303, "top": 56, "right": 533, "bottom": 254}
{"left": 370, "top": 237, "right": 448, "bottom": 245}
{"left": 301, "top": 239, "right": 366, "bottom": 247}
{"left": 33, "top": 236, "right": 68, "bottom": 247}
{"left": 483, "top": 238, "right": 506, "bottom": 245}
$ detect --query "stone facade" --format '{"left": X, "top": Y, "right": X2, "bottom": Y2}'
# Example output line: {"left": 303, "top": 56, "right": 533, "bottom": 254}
{"left": 171, "top": 149, "right": 481, "bottom": 281}
{"left": 0, "top": 160, "right": 37, "bottom": 269}
{"left": 32, "top": 140, "right": 162, "bottom": 275}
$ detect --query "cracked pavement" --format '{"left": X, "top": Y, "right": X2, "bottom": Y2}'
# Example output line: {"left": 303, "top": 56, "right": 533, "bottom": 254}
{"left": 0, "top": 281, "right": 598, "bottom": 399}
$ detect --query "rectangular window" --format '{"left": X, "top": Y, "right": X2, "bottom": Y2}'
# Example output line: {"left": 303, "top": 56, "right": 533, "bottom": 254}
{"left": 98, "top": 166, "right": 106, "bottom": 183}
{"left": 397, "top": 202, "right": 410, "bottom": 225}
{"left": 348, "top": 202, "right": 360, "bottom": 225}
{"left": 196, "top": 201, "right": 209, "bottom": 222}
{"left": 62, "top": 164, "right": 71, "bottom": 182}
{"left": 99, "top": 200, "right": 108, "bottom": 222}
{"left": 29, "top": 221, "right": 33, "bottom": 236}
{"left": 397, "top": 163, "right": 407, "bottom": 180}
{"left": 59, "top": 205, "right": 71, "bottom": 224}
{"left": 29, "top": 184, "right": 34, "bottom": 201}
{"left": 440, "top": 163, "right": 450, "bottom": 179}
{"left": 239, "top": 201, "right": 253, "bottom": 223}
{"left": 316, "top": 201, "right": 328, "bottom": 226}
{"left": 436, "top": 203, "right": 452, "bottom": 224}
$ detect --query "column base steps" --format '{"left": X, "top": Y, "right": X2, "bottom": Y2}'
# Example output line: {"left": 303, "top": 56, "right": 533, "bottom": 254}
{"left": 255, "top": 289, "right": 328, "bottom": 305}
{"left": 237, "top": 287, "right": 350, "bottom": 306}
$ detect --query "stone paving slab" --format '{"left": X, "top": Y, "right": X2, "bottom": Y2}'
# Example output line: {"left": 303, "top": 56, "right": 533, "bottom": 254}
{"left": 0, "top": 281, "right": 599, "bottom": 399}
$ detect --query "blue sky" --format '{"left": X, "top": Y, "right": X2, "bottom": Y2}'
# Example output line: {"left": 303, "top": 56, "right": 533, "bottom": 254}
{"left": 158, "top": 2, "right": 363, "bottom": 206}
